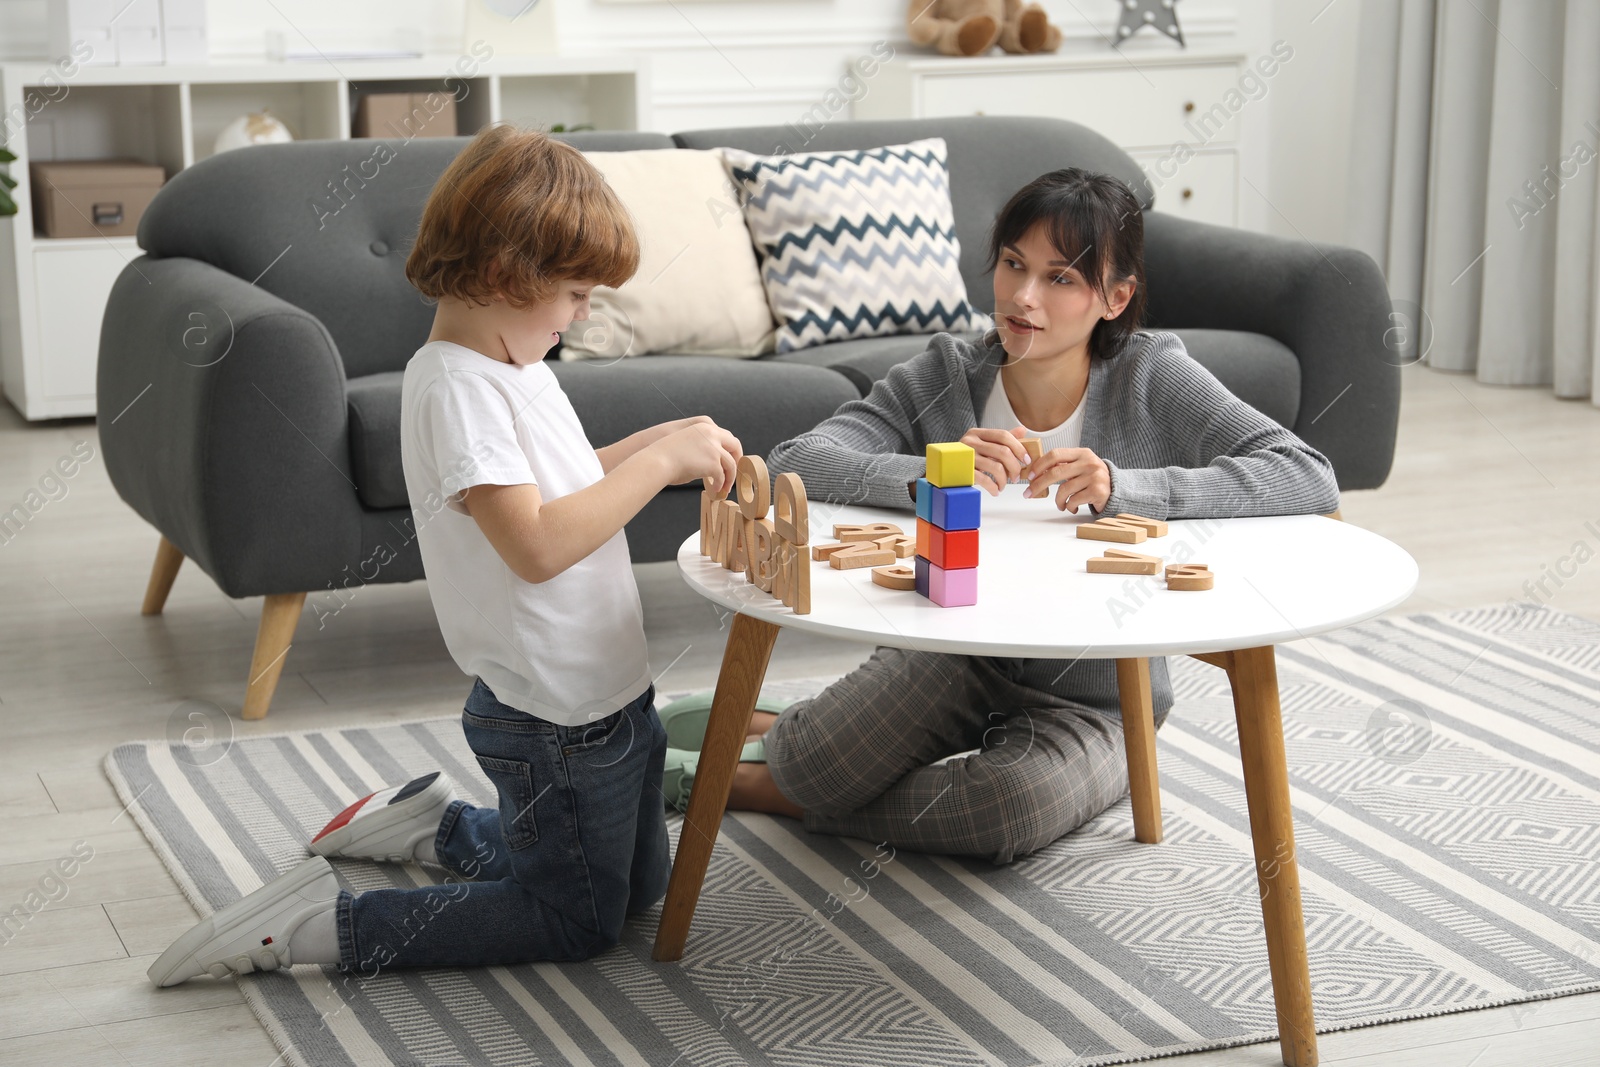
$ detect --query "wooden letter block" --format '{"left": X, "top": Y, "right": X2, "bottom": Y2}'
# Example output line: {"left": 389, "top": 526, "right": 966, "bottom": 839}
{"left": 871, "top": 564, "right": 917, "bottom": 590}
{"left": 726, "top": 502, "right": 748, "bottom": 571}
{"left": 793, "top": 545, "right": 811, "bottom": 614}
{"left": 1165, "top": 563, "right": 1214, "bottom": 591}
{"left": 773, "top": 472, "right": 809, "bottom": 544}
{"left": 1114, "top": 513, "right": 1168, "bottom": 537}
{"left": 704, "top": 489, "right": 723, "bottom": 563}
{"left": 699, "top": 482, "right": 720, "bottom": 556}
{"left": 775, "top": 539, "right": 811, "bottom": 613}
{"left": 748, "top": 518, "right": 776, "bottom": 590}
{"left": 735, "top": 455, "right": 770, "bottom": 519}
{"left": 830, "top": 543, "right": 895, "bottom": 570}
{"left": 1022, "top": 437, "right": 1044, "bottom": 463}
{"left": 1086, "top": 547, "right": 1163, "bottom": 575}
{"left": 710, "top": 499, "right": 732, "bottom": 566}
{"left": 810, "top": 541, "right": 856, "bottom": 562}
{"left": 925, "top": 442, "right": 976, "bottom": 488}
{"left": 772, "top": 538, "right": 791, "bottom": 602}
{"left": 1076, "top": 517, "right": 1148, "bottom": 544}
{"left": 833, "top": 522, "right": 903, "bottom": 543}
{"left": 873, "top": 533, "right": 917, "bottom": 558}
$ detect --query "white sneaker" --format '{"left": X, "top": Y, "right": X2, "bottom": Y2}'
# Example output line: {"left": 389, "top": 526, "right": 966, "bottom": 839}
{"left": 147, "top": 855, "right": 338, "bottom": 987}
{"left": 308, "top": 771, "right": 457, "bottom": 863}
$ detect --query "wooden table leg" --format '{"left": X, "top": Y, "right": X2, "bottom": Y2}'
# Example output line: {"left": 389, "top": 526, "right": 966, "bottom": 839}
{"left": 1227, "top": 645, "right": 1318, "bottom": 1067}
{"left": 653, "top": 612, "right": 780, "bottom": 962}
{"left": 1115, "top": 657, "right": 1162, "bottom": 844}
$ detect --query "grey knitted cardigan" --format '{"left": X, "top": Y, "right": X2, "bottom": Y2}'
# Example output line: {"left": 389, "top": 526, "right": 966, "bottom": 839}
{"left": 767, "top": 327, "right": 1341, "bottom": 720}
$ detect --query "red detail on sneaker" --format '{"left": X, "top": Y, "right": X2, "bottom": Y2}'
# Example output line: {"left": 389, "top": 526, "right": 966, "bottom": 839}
{"left": 311, "top": 793, "right": 375, "bottom": 843}
{"left": 261, "top": 936, "right": 273, "bottom": 945}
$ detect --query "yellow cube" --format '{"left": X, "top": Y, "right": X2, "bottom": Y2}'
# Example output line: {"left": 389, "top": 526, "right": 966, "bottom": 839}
{"left": 925, "top": 442, "right": 976, "bottom": 488}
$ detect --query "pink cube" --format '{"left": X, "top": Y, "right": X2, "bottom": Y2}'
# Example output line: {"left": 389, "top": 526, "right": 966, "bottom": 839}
{"left": 927, "top": 562, "right": 977, "bottom": 607}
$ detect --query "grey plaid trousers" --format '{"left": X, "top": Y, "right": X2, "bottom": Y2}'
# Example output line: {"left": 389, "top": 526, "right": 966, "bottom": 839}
{"left": 764, "top": 647, "right": 1145, "bottom": 865}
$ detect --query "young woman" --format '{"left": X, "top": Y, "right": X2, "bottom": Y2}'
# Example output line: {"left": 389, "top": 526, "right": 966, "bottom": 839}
{"left": 699, "top": 167, "right": 1341, "bottom": 865}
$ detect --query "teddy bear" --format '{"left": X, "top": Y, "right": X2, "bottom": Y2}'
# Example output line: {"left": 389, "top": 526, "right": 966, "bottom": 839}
{"left": 906, "top": 0, "right": 1063, "bottom": 57}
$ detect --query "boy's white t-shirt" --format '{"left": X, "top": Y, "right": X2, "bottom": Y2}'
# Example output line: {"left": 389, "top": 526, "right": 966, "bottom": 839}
{"left": 399, "top": 340, "right": 651, "bottom": 726}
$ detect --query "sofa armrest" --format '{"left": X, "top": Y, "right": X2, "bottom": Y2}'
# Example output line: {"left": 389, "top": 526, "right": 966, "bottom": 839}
{"left": 1141, "top": 211, "right": 1400, "bottom": 491}
{"left": 98, "top": 255, "right": 365, "bottom": 597}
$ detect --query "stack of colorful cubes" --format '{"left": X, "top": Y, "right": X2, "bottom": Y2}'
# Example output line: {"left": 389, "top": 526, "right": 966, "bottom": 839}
{"left": 914, "top": 442, "right": 981, "bottom": 607}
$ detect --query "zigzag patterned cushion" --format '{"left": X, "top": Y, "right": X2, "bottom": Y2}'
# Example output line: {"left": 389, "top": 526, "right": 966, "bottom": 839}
{"left": 718, "top": 137, "right": 992, "bottom": 353}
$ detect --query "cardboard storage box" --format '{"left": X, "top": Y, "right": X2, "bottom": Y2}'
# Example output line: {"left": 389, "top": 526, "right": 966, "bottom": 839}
{"left": 354, "top": 92, "right": 458, "bottom": 139}
{"left": 30, "top": 160, "right": 166, "bottom": 239}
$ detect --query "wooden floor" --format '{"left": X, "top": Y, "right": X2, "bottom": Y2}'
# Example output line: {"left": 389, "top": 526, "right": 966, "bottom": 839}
{"left": 1, "top": 363, "right": 1597, "bottom": 1066}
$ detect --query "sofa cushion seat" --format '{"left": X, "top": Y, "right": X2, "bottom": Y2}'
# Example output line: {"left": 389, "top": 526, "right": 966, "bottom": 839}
{"left": 343, "top": 358, "right": 862, "bottom": 511}
{"left": 346, "top": 371, "right": 407, "bottom": 510}
{"left": 1170, "top": 328, "right": 1301, "bottom": 428}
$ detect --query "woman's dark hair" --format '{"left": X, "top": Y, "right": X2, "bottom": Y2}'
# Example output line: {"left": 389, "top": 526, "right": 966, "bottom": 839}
{"left": 984, "top": 168, "right": 1147, "bottom": 360}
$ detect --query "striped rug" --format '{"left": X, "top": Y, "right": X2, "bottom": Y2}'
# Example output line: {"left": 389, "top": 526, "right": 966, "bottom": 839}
{"left": 107, "top": 604, "right": 1600, "bottom": 1066}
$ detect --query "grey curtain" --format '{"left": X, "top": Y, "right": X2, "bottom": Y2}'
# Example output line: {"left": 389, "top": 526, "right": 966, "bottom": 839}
{"left": 1347, "top": 0, "right": 1600, "bottom": 402}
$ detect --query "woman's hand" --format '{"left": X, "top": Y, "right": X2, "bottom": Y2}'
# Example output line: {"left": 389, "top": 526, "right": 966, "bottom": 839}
{"left": 959, "top": 426, "right": 1031, "bottom": 495}
{"left": 1024, "top": 447, "right": 1111, "bottom": 513}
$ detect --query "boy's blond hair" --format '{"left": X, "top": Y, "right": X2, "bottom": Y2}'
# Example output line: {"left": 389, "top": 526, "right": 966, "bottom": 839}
{"left": 406, "top": 124, "right": 639, "bottom": 309}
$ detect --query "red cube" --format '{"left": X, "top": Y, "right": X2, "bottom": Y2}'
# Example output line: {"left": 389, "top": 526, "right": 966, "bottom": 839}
{"left": 922, "top": 525, "right": 978, "bottom": 570}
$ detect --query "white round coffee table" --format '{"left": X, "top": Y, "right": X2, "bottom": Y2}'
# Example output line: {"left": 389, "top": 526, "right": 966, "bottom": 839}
{"left": 656, "top": 483, "right": 1418, "bottom": 1067}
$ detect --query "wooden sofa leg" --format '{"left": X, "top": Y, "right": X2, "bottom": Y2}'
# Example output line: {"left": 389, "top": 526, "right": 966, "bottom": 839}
{"left": 242, "top": 592, "right": 307, "bottom": 720}
{"left": 141, "top": 537, "right": 185, "bottom": 616}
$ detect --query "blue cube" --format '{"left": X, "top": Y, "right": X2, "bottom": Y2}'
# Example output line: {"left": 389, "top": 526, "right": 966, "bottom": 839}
{"left": 914, "top": 555, "right": 930, "bottom": 597}
{"left": 915, "top": 478, "right": 933, "bottom": 523}
{"left": 931, "top": 484, "right": 982, "bottom": 531}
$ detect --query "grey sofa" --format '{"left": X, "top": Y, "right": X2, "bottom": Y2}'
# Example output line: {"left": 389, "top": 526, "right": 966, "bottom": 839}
{"left": 98, "top": 115, "right": 1398, "bottom": 718}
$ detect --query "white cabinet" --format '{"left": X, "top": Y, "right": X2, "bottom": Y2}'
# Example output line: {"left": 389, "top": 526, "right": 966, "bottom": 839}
{"left": 0, "top": 54, "right": 651, "bottom": 420}
{"left": 1131, "top": 147, "right": 1238, "bottom": 229}
{"left": 916, "top": 63, "right": 1243, "bottom": 150}
{"left": 34, "top": 240, "right": 131, "bottom": 402}
{"left": 854, "top": 51, "right": 1257, "bottom": 230}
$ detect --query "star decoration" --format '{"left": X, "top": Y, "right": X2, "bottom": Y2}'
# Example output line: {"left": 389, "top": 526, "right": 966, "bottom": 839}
{"left": 1114, "top": 0, "right": 1185, "bottom": 48}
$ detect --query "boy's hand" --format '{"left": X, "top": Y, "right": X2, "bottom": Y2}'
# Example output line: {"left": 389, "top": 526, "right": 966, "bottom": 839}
{"left": 599, "top": 415, "right": 734, "bottom": 474}
{"left": 658, "top": 415, "right": 717, "bottom": 435}
{"left": 1024, "top": 447, "right": 1111, "bottom": 513}
{"left": 652, "top": 421, "right": 741, "bottom": 495}
{"left": 959, "top": 426, "right": 1031, "bottom": 495}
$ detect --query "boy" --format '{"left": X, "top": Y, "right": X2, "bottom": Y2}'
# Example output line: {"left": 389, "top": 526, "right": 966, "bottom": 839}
{"left": 149, "top": 124, "right": 742, "bottom": 984}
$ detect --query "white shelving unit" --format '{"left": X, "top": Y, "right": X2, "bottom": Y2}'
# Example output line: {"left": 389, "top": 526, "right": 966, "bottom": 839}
{"left": 852, "top": 49, "right": 1263, "bottom": 234}
{"left": 0, "top": 53, "right": 651, "bottom": 420}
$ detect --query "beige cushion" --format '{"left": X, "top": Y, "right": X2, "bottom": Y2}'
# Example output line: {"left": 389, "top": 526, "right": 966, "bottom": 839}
{"left": 560, "top": 149, "right": 776, "bottom": 360}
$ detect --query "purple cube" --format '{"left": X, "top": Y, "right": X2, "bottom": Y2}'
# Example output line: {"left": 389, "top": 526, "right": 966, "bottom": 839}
{"left": 931, "top": 484, "right": 982, "bottom": 531}
{"left": 914, "top": 555, "right": 930, "bottom": 597}
{"left": 928, "top": 562, "right": 977, "bottom": 607}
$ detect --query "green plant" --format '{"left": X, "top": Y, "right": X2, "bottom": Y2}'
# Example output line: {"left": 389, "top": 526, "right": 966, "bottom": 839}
{"left": 0, "top": 146, "right": 17, "bottom": 218}
{"left": 548, "top": 123, "right": 595, "bottom": 133}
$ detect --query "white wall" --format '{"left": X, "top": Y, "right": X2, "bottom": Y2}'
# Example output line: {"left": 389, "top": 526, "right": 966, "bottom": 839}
{"left": 0, "top": 0, "right": 1357, "bottom": 240}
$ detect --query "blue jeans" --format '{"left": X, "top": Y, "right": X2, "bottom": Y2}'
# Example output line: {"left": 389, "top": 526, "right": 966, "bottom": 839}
{"left": 336, "top": 679, "right": 670, "bottom": 971}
